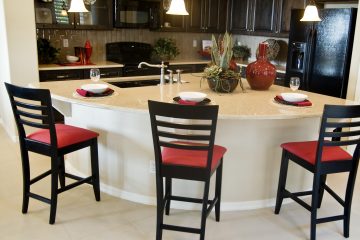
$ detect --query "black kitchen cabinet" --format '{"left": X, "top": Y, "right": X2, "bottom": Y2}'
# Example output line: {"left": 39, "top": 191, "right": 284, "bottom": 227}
{"left": 155, "top": 8, "right": 187, "bottom": 31}
{"left": 39, "top": 67, "right": 122, "bottom": 82}
{"left": 276, "top": 0, "right": 307, "bottom": 35}
{"left": 186, "top": 0, "right": 227, "bottom": 33}
{"left": 35, "top": 0, "right": 113, "bottom": 30}
{"left": 168, "top": 64, "right": 208, "bottom": 73}
{"left": 229, "top": 0, "right": 306, "bottom": 37}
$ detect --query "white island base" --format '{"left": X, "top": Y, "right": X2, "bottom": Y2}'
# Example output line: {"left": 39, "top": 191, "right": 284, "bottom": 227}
{"left": 39, "top": 75, "right": 349, "bottom": 211}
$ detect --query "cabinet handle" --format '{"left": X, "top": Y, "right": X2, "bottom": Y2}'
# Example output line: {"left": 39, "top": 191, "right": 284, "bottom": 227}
{"left": 56, "top": 75, "right": 69, "bottom": 79}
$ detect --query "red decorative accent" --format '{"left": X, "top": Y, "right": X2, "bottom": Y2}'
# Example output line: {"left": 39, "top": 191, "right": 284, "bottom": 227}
{"left": 27, "top": 124, "right": 99, "bottom": 148}
{"left": 246, "top": 42, "right": 276, "bottom": 90}
{"left": 177, "top": 99, "right": 198, "bottom": 105}
{"left": 76, "top": 88, "right": 114, "bottom": 97}
{"left": 281, "top": 141, "right": 352, "bottom": 165}
{"left": 162, "top": 141, "right": 227, "bottom": 170}
{"left": 84, "top": 40, "right": 92, "bottom": 65}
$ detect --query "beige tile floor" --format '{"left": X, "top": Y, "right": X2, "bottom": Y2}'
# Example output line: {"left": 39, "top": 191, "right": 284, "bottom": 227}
{"left": 1, "top": 125, "right": 360, "bottom": 240}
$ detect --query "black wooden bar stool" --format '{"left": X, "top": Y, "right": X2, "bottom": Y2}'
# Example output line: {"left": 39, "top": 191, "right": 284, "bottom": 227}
{"left": 274, "top": 104, "right": 360, "bottom": 240}
{"left": 148, "top": 100, "right": 227, "bottom": 240}
{"left": 5, "top": 82, "right": 100, "bottom": 224}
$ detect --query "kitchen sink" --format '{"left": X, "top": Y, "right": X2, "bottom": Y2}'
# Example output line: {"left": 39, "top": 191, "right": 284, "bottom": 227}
{"left": 108, "top": 79, "right": 163, "bottom": 88}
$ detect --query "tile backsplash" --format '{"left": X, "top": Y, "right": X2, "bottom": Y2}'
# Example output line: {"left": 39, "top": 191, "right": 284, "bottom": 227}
{"left": 36, "top": 28, "right": 288, "bottom": 64}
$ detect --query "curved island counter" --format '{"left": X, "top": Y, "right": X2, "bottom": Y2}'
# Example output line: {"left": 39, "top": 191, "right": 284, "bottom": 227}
{"left": 35, "top": 74, "right": 351, "bottom": 211}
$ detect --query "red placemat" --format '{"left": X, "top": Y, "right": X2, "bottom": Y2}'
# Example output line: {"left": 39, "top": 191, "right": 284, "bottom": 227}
{"left": 59, "top": 62, "right": 95, "bottom": 66}
{"left": 173, "top": 96, "right": 211, "bottom": 105}
{"left": 76, "top": 88, "right": 114, "bottom": 97}
{"left": 274, "top": 95, "right": 312, "bottom": 107}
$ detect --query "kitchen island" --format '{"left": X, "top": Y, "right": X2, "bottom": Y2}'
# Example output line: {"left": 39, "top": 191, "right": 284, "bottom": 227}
{"left": 35, "top": 74, "right": 352, "bottom": 211}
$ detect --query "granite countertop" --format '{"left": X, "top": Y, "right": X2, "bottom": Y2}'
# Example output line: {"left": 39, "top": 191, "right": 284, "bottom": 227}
{"left": 34, "top": 73, "right": 352, "bottom": 120}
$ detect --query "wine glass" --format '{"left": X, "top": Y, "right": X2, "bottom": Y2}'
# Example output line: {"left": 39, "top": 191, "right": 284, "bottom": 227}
{"left": 289, "top": 77, "right": 300, "bottom": 91}
{"left": 90, "top": 68, "right": 100, "bottom": 82}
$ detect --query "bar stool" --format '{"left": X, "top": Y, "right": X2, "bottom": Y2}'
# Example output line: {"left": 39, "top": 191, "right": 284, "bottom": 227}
{"left": 5, "top": 82, "right": 100, "bottom": 224}
{"left": 148, "top": 100, "right": 227, "bottom": 240}
{"left": 274, "top": 104, "right": 360, "bottom": 240}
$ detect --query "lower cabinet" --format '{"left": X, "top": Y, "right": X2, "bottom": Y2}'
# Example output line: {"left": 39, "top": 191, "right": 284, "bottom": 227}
{"left": 39, "top": 68, "right": 123, "bottom": 82}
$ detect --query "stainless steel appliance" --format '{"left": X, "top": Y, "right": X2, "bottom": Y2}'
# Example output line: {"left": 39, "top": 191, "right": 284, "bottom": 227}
{"left": 286, "top": 8, "right": 357, "bottom": 99}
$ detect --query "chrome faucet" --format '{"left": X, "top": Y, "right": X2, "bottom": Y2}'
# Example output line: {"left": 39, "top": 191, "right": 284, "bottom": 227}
{"left": 138, "top": 61, "right": 167, "bottom": 85}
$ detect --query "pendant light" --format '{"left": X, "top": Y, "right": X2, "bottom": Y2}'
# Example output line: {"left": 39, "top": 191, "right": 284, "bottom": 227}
{"left": 166, "top": 0, "right": 189, "bottom": 15}
{"left": 68, "top": 0, "right": 89, "bottom": 13}
{"left": 300, "top": 0, "right": 321, "bottom": 22}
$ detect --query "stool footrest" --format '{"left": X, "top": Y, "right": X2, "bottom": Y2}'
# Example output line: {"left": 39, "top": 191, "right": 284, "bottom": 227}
{"left": 284, "top": 189, "right": 311, "bottom": 211}
{"left": 162, "top": 224, "right": 201, "bottom": 234}
{"left": 170, "top": 195, "right": 212, "bottom": 204}
{"left": 58, "top": 176, "right": 92, "bottom": 194}
{"left": 316, "top": 215, "right": 344, "bottom": 224}
{"left": 324, "top": 184, "right": 345, "bottom": 206}
{"left": 29, "top": 192, "right": 51, "bottom": 204}
{"left": 30, "top": 169, "right": 52, "bottom": 185}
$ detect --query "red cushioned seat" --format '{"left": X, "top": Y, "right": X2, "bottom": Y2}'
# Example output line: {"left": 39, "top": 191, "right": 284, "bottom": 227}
{"left": 162, "top": 142, "right": 227, "bottom": 170}
{"left": 281, "top": 141, "right": 352, "bottom": 165}
{"left": 27, "top": 124, "right": 99, "bottom": 148}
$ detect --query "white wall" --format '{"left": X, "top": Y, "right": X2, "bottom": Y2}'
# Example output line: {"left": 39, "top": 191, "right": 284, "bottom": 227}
{"left": 0, "top": 0, "right": 39, "bottom": 140}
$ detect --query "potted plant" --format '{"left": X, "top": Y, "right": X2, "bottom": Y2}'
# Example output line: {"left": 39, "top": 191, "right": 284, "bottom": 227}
{"left": 153, "top": 38, "right": 180, "bottom": 61}
{"left": 37, "top": 38, "right": 59, "bottom": 64}
{"left": 233, "top": 45, "right": 251, "bottom": 62}
{"left": 203, "top": 32, "right": 244, "bottom": 93}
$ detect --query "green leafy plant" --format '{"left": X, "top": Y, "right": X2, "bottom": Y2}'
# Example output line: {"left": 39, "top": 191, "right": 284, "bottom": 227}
{"left": 232, "top": 45, "right": 251, "bottom": 61}
{"left": 153, "top": 38, "right": 179, "bottom": 60}
{"left": 203, "top": 32, "right": 244, "bottom": 92}
{"left": 37, "top": 38, "right": 59, "bottom": 64}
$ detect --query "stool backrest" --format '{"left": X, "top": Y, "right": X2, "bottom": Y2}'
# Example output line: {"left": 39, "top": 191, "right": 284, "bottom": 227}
{"left": 148, "top": 100, "right": 219, "bottom": 173}
{"left": 316, "top": 104, "right": 360, "bottom": 166}
{"left": 4, "top": 82, "right": 57, "bottom": 147}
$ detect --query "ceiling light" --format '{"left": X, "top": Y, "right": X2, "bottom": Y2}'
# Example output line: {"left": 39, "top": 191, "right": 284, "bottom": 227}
{"left": 300, "top": 1, "right": 321, "bottom": 22}
{"left": 68, "top": 0, "right": 89, "bottom": 13}
{"left": 166, "top": 0, "right": 189, "bottom": 15}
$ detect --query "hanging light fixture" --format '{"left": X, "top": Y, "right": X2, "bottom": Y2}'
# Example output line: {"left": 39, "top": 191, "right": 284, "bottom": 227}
{"left": 60, "top": 1, "right": 68, "bottom": 16}
{"left": 300, "top": 0, "right": 321, "bottom": 22}
{"left": 68, "top": 0, "right": 89, "bottom": 13}
{"left": 166, "top": 0, "right": 189, "bottom": 15}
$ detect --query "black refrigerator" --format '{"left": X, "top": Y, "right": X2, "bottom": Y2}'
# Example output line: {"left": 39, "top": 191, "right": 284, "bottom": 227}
{"left": 286, "top": 8, "right": 357, "bottom": 99}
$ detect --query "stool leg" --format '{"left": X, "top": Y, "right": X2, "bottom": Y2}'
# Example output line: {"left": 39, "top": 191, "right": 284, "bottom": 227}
{"left": 275, "top": 150, "right": 289, "bottom": 214}
{"left": 310, "top": 173, "right": 321, "bottom": 240}
{"left": 165, "top": 177, "right": 172, "bottom": 215}
{"left": 90, "top": 139, "right": 100, "bottom": 201}
{"left": 317, "top": 174, "right": 327, "bottom": 208}
{"left": 156, "top": 176, "right": 164, "bottom": 240}
{"left": 200, "top": 180, "right": 210, "bottom": 240}
{"left": 49, "top": 156, "right": 59, "bottom": 224}
{"left": 20, "top": 147, "right": 30, "bottom": 214}
{"left": 58, "top": 156, "right": 66, "bottom": 189}
{"left": 343, "top": 166, "right": 358, "bottom": 238}
{"left": 215, "top": 159, "right": 223, "bottom": 222}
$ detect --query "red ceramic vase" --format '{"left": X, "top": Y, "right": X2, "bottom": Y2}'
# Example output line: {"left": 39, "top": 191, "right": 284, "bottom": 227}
{"left": 246, "top": 42, "right": 276, "bottom": 90}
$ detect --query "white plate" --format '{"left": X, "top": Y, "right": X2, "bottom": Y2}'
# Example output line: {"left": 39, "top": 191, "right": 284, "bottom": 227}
{"left": 179, "top": 92, "right": 207, "bottom": 102}
{"left": 81, "top": 84, "right": 108, "bottom": 94}
{"left": 281, "top": 92, "right": 308, "bottom": 102}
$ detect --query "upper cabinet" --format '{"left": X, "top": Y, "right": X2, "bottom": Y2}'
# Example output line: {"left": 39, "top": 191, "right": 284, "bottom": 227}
{"left": 35, "top": 0, "right": 113, "bottom": 30}
{"left": 186, "top": 0, "right": 227, "bottom": 33}
{"left": 229, "top": 0, "right": 307, "bottom": 37}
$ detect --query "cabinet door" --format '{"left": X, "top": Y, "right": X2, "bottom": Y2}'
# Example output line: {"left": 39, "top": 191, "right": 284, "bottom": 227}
{"left": 39, "top": 69, "right": 84, "bottom": 82}
{"left": 228, "top": 0, "right": 251, "bottom": 33}
{"left": 35, "top": 0, "right": 75, "bottom": 29}
{"left": 74, "top": 0, "right": 113, "bottom": 30}
{"left": 252, "top": 0, "right": 277, "bottom": 33}
{"left": 205, "top": 0, "right": 227, "bottom": 33}
{"left": 277, "top": 0, "right": 307, "bottom": 34}
{"left": 187, "top": 0, "right": 204, "bottom": 32}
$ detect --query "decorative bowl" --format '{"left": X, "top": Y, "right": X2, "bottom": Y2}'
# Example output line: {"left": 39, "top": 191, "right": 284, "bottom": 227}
{"left": 179, "top": 92, "right": 207, "bottom": 102}
{"left": 66, "top": 55, "right": 79, "bottom": 63}
{"left": 81, "top": 84, "right": 108, "bottom": 94}
{"left": 281, "top": 93, "right": 308, "bottom": 102}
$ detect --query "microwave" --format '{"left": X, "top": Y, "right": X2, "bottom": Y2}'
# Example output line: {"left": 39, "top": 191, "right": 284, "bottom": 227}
{"left": 114, "top": 0, "right": 160, "bottom": 28}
